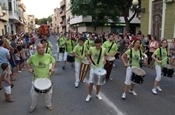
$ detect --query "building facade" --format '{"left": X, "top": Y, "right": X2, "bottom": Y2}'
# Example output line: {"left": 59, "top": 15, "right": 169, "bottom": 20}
{"left": 28, "top": 15, "right": 35, "bottom": 33}
{"left": 0, "top": 0, "right": 8, "bottom": 35}
{"left": 52, "top": 8, "right": 62, "bottom": 33}
{"left": 60, "top": 0, "right": 66, "bottom": 34}
{"left": 141, "top": 0, "right": 175, "bottom": 40}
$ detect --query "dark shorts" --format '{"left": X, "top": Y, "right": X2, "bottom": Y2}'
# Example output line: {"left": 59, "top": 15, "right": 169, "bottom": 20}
{"left": 15, "top": 60, "right": 20, "bottom": 65}
{"left": 67, "top": 55, "right": 75, "bottom": 62}
{"left": 59, "top": 48, "right": 65, "bottom": 53}
{"left": 9, "top": 60, "right": 16, "bottom": 68}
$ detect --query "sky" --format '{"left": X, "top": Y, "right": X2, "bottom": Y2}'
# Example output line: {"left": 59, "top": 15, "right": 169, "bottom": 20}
{"left": 22, "top": 0, "right": 61, "bottom": 19}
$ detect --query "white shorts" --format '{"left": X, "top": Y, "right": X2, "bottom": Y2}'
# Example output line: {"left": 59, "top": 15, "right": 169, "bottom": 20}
{"left": 124, "top": 66, "right": 137, "bottom": 85}
{"left": 3, "top": 86, "right": 11, "bottom": 94}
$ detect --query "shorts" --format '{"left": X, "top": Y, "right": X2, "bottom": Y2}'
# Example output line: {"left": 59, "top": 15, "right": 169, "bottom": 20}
{"left": 67, "top": 55, "right": 75, "bottom": 62}
{"left": 3, "top": 86, "right": 11, "bottom": 94}
{"left": 15, "top": 60, "right": 20, "bottom": 64}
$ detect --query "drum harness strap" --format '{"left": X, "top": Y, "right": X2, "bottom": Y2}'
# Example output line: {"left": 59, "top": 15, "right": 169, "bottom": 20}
{"left": 90, "top": 48, "right": 102, "bottom": 66}
{"left": 158, "top": 47, "right": 169, "bottom": 64}
{"left": 108, "top": 42, "right": 114, "bottom": 53}
{"left": 129, "top": 48, "right": 142, "bottom": 67}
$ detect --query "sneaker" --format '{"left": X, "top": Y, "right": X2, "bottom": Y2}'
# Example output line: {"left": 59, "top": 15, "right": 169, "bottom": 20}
{"left": 75, "top": 83, "right": 79, "bottom": 88}
{"left": 113, "top": 64, "right": 115, "bottom": 67}
{"left": 122, "top": 92, "right": 126, "bottom": 99}
{"left": 109, "top": 77, "right": 113, "bottom": 80}
{"left": 129, "top": 89, "right": 137, "bottom": 96}
{"left": 96, "top": 94, "right": 102, "bottom": 100}
{"left": 156, "top": 86, "right": 162, "bottom": 92}
{"left": 29, "top": 107, "right": 35, "bottom": 113}
{"left": 85, "top": 95, "right": 92, "bottom": 102}
{"left": 46, "top": 105, "right": 53, "bottom": 110}
{"left": 62, "top": 66, "right": 65, "bottom": 70}
{"left": 152, "top": 88, "right": 157, "bottom": 95}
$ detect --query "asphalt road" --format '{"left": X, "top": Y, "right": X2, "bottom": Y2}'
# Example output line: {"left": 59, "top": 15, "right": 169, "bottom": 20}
{"left": 0, "top": 35, "right": 174, "bottom": 115}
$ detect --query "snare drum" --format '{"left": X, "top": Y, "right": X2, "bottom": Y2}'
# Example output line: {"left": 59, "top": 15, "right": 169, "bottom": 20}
{"left": 33, "top": 78, "right": 52, "bottom": 93}
{"left": 131, "top": 67, "right": 146, "bottom": 84}
{"left": 93, "top": 68, "right": 106, "bottom": 85}
{"left": 162, "top": 65, "right": 174, "bottom": 78}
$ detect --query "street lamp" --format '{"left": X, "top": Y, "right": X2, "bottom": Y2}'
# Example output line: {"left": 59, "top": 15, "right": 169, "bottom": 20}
{"left": 132, "top": 0, "right": 139, "bottom": 6}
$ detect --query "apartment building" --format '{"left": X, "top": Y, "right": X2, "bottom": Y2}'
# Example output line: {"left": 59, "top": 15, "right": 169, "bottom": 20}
{"left": 141, "top": 0, "right": 175, "bottom": 40}
{"left": 28, "top": 15, "right": 35, "bottom": 33}
{"left": 52, "top": 8, "right": 62, "bottom": 33}
{"left": 60, "top": 0, "right": 66, "bottom": 34}
{"left": 0, "top": 0, "right": 8, "bottom": 35}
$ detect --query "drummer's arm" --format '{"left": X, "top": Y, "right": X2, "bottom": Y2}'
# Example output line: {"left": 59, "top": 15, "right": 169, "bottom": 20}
{"left": 152, "top": 53, "right": 162, "bottom": 63}
{"left": 121, "top": 53, "right": 128, "bottom": 67}
{"left": 26, "top": 63, "right": 33, "bottom": 73}
{"left": 73, "top": 52, "right": 82, "bottom": 60}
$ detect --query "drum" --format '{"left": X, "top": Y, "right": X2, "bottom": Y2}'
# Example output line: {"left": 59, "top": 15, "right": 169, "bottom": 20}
{"left": 162, "top": 65, "right": 174, "bottom": 78}
{"left": 79, "top": 57, "right": 89, "bottom": 82}
{"left": 93, "top": 68, "right": 106, "bottom": 85}
{"left": 131, "top": 67, "right": 146, "bottom": 84}
{"left": 106, "top": 55, "right": 115, "bottom": 61}
{"left": 104, "top": 60, "right": 114, "bottom": 79}
{"left": 33, "top": 78, "right": 52, "bottom": 93}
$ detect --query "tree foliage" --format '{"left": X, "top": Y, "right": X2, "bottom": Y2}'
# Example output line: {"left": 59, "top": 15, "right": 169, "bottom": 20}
{"left": 70, "top": 0, "right": 120, "bottom": 28}
{"left": 70, "top": 0, "right": 141, "bottom": 32}
{"left": 35, "top": 16, "right": 52, "bottom": 25}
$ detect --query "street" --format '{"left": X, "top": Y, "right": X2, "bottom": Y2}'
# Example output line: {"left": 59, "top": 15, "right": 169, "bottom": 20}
{"left": 0, "top": 35, "right": 174, "bottom": 115}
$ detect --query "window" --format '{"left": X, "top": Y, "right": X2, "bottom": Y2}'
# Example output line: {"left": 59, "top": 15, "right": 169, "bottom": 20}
{"left": 8, "top": 1, "right": 12, "bottom": 11}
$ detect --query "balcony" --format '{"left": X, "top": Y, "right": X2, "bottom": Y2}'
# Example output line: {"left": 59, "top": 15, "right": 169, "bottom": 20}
{"left": 9, "top": 11, "right": 20, "bottom": 23}
{"left": 70, "top": 16, "right": 92, "bottom": 25}
{"left": 60, "top": 10, "right": 66, "bottom": 18}
{"left": 18, "top": 3, "right": 26, "bottom": 12}
{"left": 60, "top": 0, "right": 66, "bottom": 8}
{"left": 60, "top": 21, "right": 66, "bottom": 27}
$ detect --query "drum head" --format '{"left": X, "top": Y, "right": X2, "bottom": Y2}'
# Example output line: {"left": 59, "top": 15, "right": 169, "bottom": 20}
{"left": 166, "top": 65, "right": 173, "bottom": 69}
{"left": 94, "top": 68, "right": 106, "bottom": 76}
{"left": 132, "top": 68, "right": 146, "bottom": 76}
{"left": 34, "top": 78, "right": 51, "bottom": 90}
{"left": 107, "top": 56, "right": 115, "bottom": 61}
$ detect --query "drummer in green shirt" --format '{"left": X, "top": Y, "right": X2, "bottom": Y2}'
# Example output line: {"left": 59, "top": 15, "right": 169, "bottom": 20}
{"left": 57, "top": 35, "right": 66, "bottom": 61}
{"left": 84, "top": 33, "right": 94, "bottom": 50}
{"left": 62, "top": 35, "right": 75, "bottom": 69}
{"left": 72, "top": 37, "right": 88, "bottom": 88}
{"left": 85, "top": 38, "right": 107, "bottom": 102}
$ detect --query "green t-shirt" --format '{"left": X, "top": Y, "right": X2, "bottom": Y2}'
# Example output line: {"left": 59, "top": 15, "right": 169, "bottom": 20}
{"left": 44, "top": 47, "right": 52, "bottom": 55}
{"left": 58, "top": 37, "right": 66, "bottom": 47}
{"left": 27, "top": 53, "right": 55, "bottom": 80}
{"left": 84, "top": 39, "right": 94, "bottom": 49}
{"left": 102, "top": 41, "right": 118, "bottom": 55}
{"left": 125, "top": 48, "right": 143, "bottom": 68}
{"left": 73, "top": 44, "right": 87, "bottom": 63}
{"left": 65, "top": 39, "right": 75, "bottom": 54}
{"left": 153, "top": 47, "right": 168, "bottom": 66}
{"left": 89, "top": 47, "right": 107, "bottom": 69}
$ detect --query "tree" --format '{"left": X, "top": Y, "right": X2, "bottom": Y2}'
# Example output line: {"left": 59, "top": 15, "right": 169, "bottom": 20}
{"left": 47, "top": 16, "right": 52, "bottom": 23}
{"left": 70, "top": 0, "right": 141, "bottom": 33}
{"left": 70, "top": 0, "right": 120, "bottom": 31}
{"left": 116, "top": 0, "right": 141, "bottom": 33}
{"left": 35, "top": 16, "right": 52, "bottom": 25}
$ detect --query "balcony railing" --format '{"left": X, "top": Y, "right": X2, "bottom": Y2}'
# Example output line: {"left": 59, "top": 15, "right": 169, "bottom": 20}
{"left": 60, "top": 0, "right": 66, "bottom": 8}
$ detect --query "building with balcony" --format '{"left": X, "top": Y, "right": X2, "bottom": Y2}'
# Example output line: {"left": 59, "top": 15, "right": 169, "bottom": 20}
{"left": 17, "top": 1, "right": 26, "bottom": 33}
{"left": 28, "top": 15, "right": 35, "bottom": 33}
{"left": 141, "top": 0, "right": 175, "bottom": 40}
{"left": 60, "top": 0, "right": 66, "bottom": 34}
{"left": 0, "top": 0, "right": 8, "bottom": 35}
{"left": 52, "top": 8, "right": 62, "bottom": 34}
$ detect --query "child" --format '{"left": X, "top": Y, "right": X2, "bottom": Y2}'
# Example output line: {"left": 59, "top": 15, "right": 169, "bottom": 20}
{"left": 14, "top": 48, "right": 21, "bottom": 73}
{"left": 1, "top": 63, "right": 15, "bottom": 103}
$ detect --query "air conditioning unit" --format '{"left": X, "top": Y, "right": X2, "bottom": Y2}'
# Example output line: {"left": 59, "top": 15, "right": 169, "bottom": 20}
{"left": 164, "top": 0, "right": 173, "bottom": 3}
